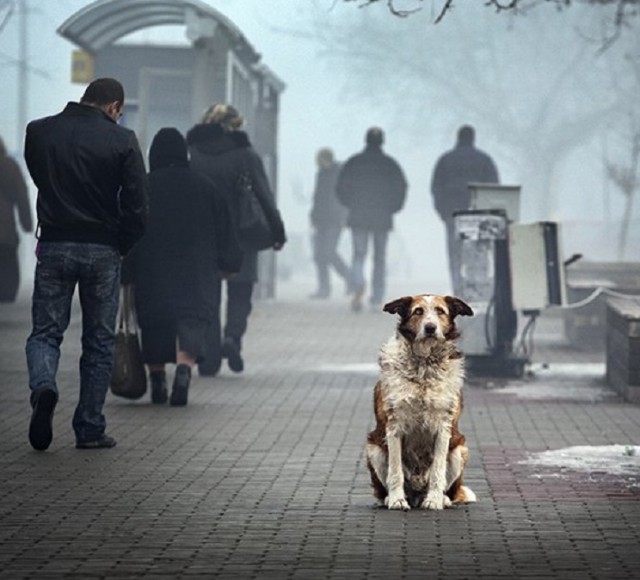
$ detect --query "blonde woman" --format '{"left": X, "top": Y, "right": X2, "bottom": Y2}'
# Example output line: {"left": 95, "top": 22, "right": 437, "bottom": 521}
{"left": 186, "top": 104, "right": 286, "bottom": 375}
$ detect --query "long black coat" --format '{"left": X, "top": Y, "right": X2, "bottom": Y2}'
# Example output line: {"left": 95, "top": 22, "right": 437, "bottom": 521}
{"left": 127, "top": 138, "right": 241, "bottom": 332}
{"left": 186, "top": 124, "right": 286, "bottom": 283}
{"left": 336, "top": 145, "right": 407, "bottom": 232}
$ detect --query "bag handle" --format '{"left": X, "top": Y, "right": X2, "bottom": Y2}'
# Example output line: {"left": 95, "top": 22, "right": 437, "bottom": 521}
{"left": 117, "top": 285, "right": 138, "bottom": 335}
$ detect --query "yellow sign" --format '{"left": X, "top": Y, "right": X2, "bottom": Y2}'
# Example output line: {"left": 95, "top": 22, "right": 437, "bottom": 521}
{"left": 71, "top": 50, "right": 94, "bottom": 84}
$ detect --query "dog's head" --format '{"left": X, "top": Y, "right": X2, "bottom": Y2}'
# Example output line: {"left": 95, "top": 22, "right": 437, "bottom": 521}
{"left": 383, "top": 294, "right": 473, "bottom": 343}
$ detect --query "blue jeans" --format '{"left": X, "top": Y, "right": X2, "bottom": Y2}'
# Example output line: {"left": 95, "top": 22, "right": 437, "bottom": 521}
{"left": 350, "top": 228, "right": 389, "bottom": 305}
{"left": 25, "top": 242, "right": 121, "bottom": 442}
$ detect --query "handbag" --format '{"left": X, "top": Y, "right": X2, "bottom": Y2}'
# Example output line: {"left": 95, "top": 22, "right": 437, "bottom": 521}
{"left": 110, "top": 285, "right": 147, "bottom": 399}
{"left": 237, "top": 171, "right": 274, "bottom": 252}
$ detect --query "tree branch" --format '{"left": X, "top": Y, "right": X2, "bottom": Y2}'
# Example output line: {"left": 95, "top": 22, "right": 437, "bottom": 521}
{"left": 343, "top": 0, "right": 423, "bottom": 17}
{"left": 484, "top": 0, "right": 520, "bottom": 12}
{"left": 434, "top": 0, "right": 454, "bottom": 23}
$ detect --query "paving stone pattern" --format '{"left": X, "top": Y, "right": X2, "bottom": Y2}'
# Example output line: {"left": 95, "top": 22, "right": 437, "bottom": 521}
{"left": 1, "top": 293, "right": 640, "bottom": 579}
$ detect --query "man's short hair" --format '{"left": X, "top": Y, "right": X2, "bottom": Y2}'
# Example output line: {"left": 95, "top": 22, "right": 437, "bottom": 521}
{"left": 457, "top": 125, "right": 475, "bottom": 145}
{"left": 81, "top": 78, "right": 125, "bottom": 107}
{"left": 365, "top": 127, "right": 384, "bottom": 147}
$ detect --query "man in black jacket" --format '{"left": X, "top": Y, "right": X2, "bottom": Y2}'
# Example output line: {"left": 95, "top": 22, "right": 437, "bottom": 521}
{"left": 336, "top": 127, "right": 407, "bottom": 311}
{"left": 431, "top": 125, "right": 499, "bottom": 292}
{"left": 24, "top": 77, "right": 148, "bottom": 451}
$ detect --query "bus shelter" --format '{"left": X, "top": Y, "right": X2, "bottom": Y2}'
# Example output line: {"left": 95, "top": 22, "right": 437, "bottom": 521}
{"left": 58, "top": 0, "right": 285, "bottom": 298}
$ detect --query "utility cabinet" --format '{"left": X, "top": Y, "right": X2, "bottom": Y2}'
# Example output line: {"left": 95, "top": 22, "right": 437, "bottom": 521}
{"left": 508, "top": 222, "right": 567, "bottom": 312}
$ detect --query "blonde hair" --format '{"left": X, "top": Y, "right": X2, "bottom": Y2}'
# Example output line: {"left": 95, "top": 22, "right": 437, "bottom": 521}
{"left": 201, "top": 103, "right": 244, "bottom": 132}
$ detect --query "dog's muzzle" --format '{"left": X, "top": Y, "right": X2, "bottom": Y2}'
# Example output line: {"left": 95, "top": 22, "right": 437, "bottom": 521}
{"left": 423, "top": 323, "right": 437, "bottom": 337}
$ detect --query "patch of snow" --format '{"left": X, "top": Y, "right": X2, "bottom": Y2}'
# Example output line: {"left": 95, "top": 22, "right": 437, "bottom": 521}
{"left": 520, "top": 445, "right": 640, "bottom": 476}
{"left": 497, "top": 383, "right": 616, "bottom": 402}
{"left": 314, "top": 362, "right": 378, "bottom": 374}
{"left": 492, "top": 362, "right": 618, "bottom": 402}
{"left": 528, "top": 362, "right": 605, "bottom": 377}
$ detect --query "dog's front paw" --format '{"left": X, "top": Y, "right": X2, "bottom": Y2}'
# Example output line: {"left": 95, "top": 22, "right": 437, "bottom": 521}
{"left": 385, "top": 494, "right": 410, "bottom": 511}
{"left": 421, "top": 492, "right": 447, "bottom": 510}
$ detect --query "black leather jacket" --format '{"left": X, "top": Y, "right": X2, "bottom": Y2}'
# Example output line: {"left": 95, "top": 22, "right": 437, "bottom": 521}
{"left": 24, "top": 102, "right": 148, "bottom": 255}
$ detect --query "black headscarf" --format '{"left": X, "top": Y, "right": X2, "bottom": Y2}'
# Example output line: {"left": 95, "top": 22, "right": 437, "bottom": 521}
{"left": 149, "top": 127, "right": 189, "bottom": 171}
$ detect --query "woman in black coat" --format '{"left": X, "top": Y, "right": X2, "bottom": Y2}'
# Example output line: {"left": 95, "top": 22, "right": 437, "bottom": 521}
{"left": 126, "top": 128, "right": 242, "bottom": 405}
{"left": 186, "top": 104, "right": 286, "bottom": 376}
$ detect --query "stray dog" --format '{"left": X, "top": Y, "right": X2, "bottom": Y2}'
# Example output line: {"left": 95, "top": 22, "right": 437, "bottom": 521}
{"left": 365, "top": 294, "right": 476, "bottom": 510}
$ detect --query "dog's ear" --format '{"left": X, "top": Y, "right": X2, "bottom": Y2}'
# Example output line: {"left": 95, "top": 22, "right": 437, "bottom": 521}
{"left": 445, "top": 296, "right": 474, "bottom": 319}
{"left": 383, "top": 296, "right": 413, "bottom": 318}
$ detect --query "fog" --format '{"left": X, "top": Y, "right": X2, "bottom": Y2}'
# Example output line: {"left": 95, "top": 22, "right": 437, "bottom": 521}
{"left": 1, "top": 0, "right": 637, "bottom": 299}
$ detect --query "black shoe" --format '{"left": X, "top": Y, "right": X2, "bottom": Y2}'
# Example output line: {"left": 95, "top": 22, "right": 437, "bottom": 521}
{"left": 170, "top": 364, "right": 191, "bottom": 406}
{"left": 76, "top": 434, "right": 117, "bottom": 449}
{"left": 29, "top": 389, "right": 58, "bottom": 451}
{"left": 222, "top": 337, "right": 244, "bottom": 373}
{"left": 150, "top": 371, "right": 168, "bottom": 404}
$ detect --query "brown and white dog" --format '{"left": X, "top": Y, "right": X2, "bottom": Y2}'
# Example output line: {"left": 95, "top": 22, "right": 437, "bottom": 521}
{"left": 366, "top": 293, "right": 476, "bottom": 511}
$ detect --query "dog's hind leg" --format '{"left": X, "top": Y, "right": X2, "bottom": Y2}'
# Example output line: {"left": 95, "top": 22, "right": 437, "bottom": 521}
{"left": 365, "top": 443, "right": 388, "bottom": 504}
{"left": 446, "top": 445, "right": 476, "bottom": 504}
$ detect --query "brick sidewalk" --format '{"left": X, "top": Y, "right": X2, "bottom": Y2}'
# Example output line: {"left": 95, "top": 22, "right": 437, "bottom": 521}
{"left": 1, "top": 288, "right": 639, "bottom": 579}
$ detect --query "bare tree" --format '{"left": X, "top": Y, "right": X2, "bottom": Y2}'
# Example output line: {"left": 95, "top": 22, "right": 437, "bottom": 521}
{"left": 607, "top": 128, "right": 639, "bottom": 259}
{"left": 313, "top": 3, "right": 632, "bottom": 220}
{"left": 344, "top": 0, "right": 639, "bottom": 45}
{"left": 604, "top": 48, "right": 640, "bottom": 258}
{"left": 0, "top": 0, "right": 15, "bottom": 34}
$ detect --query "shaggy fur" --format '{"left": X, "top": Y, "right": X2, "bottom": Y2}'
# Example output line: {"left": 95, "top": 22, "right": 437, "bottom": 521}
{"left": 366, "top": 293, "right": 477, "bottom": 510}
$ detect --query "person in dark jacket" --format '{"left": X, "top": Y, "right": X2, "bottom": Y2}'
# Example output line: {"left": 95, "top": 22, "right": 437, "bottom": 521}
{"left": 431, "top": 125, "right": 499, "bottom": 291}
{"left": 0, "top": 135, "right": 33, "bottom": 301}
{"left": 186, "top": 104, "right": 286, "bottom": 375}
{"left": 125, "top": 128, "right": 242, "bottom": 405}
{"left": 309, "top": 148, "right": 349, "bottom": 299}
{"left": 336, "top": 127, "right": 407, "bottom": 311}
{"left": 23, "top": 78, "right": 148, "bottom": 451}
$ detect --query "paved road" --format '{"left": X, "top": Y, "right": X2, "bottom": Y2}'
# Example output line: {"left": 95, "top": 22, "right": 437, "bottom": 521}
{"left": 1, "top": 287, "right": 639, "bottom": 579}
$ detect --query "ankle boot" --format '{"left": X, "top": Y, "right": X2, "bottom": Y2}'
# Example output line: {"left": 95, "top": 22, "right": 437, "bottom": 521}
{"left": 150, "top": 371, "right": 168, "bottom": 404}
{"left": 170, "top": 364, "right": 191, "bottom": 407}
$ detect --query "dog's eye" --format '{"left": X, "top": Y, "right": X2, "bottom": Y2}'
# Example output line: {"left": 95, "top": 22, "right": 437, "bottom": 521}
{"left": 435, "top": 306, "right": 446, "bottom": 316}
{"left": 413, "top": 307, "right": 424, "bottom": 316}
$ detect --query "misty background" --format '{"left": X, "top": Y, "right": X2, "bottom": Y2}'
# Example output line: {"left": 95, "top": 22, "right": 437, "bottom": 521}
{"left": 1, "top": 0, "right": 637, "bottom": 298}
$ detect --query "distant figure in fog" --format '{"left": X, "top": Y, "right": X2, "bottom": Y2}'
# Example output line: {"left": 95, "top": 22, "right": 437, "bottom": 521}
{"left": 24, "top": 77, "right": 148, "bottom": 451}
{"left": 123, "top": 128, "right": 242, "bottom": 406}
{"left": 336, "top": 127, "right": 407, "bottom": 312}
{"left": 187, "top": 104, "right": 286, "bottom": 376}
{"left": 309, "top": 148, "right": 349, "bottom": 299}
{"left": 0, "top": 135, "right": 33, "bottom": 302}
{"left": 430, "top": 125, "right": 499, "bottom": 291}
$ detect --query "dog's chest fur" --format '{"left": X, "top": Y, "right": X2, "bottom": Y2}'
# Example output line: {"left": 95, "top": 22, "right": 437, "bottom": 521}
{"left": 378, "top": 334, "right": 463, "bottom": 437}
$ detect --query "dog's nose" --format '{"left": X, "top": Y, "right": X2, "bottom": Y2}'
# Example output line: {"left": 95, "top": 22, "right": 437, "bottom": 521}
{"left": 424, "top": 323, "right": 437, "bottom": 336}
